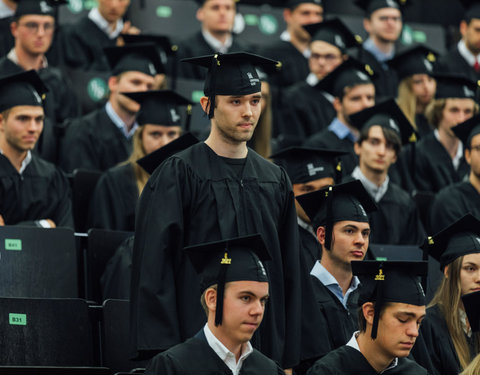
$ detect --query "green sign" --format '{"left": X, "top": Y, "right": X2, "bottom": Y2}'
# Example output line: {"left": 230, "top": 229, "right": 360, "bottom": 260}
{"left": 68, "top": 0, "right": 97, "bottom": 13}
{"left": 5, "top": 239, "right": 21, "bottom": 251}
{"left": 401, "top": 25, "right": 427, "bottom": 45}
{"left": 375, "top": 257, "right": 388, "bottom": 261}
{"left": 259, "top": 14, "right": 278, "bottom": 35}
{"left": 87, "top": 78, "right": 108, "bottom": 102}
{"left": 244, "top": 14, "right": 259, "bottom": 26}
{"left": 156, "top": 6, "right": 172, "bottom": 18}
{"left": 192, "top": 90, "right": 203, "bottom": 103}
{"left": 9, "top": 313, "right": 27, "bottom": 326}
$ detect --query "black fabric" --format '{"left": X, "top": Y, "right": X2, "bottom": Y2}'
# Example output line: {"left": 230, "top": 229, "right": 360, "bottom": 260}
{"left": 0, "top": 153, "right": 73, "bottom": 228}
{"left": 307, "top": 345, "right": 428, "bottom": 375}
{"left": 415, "top": 113, "right": 433, "bottom": 139}
{"left": 0, "top": 16, "right": 14, "bottom": 58}
{"left": 435, "top": 46, "right": 480, "bottom": 83}
{"left": 130, "top": 142, "right": 301, "bottom": 367}
{"left": 298, "top": 225, "right": 322, "bottom": 272}
{"left": 88, "top": 163, "right": 138, "bottom": 232}
{"left": 59, "top": 107, "right": 132, "bottom": 173}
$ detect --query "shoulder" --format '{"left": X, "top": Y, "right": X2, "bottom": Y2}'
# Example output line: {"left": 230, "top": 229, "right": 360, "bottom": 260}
{"left": 245, "top": 349, "right": 283, "bottom": 372}
{"left": 307, "top": 346, "right": 355, "bottom": 374}
{"left": 28, "top": 155, "right": 59, "bottom": 177}
{"left": 394, "top": 357, "right": 428, "bottom": 374}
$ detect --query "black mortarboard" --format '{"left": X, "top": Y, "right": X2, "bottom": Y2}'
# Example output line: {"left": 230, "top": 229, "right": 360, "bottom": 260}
{"left": 136, "top": 132, "right": 199, "bottom": 175}
{"left": 193, "top": 0, "right": 239, "bottom": 6}
{"left": 303, "top": 18, "right": 362, "bottom": 53}
{"left": 460, "top": 0, "right": 480, "bottom": 20}
{"left": 316, "top": 57, "right": 375, "bottom": 98}
{"left": 123, "top": 90, "right": 192, "bottom": 126}
{"left": 387, "top": 45, "right": 438, "bottom": 82}
{"left": 433, "top": 73, "right": 478, "bottom": 100}
{"left": 184, "top": 234, "right": 271, "bottom": 326}
{"left": 181, "top": 52, "right": 281, "bottom": 118}
{"left": 352, "top": 260, "right": 427, "bottom": 339}
{"left": 269, "top": 146, "right": 348, "bottom": 184}
{"left": 0, "top": 70, "right": 48, "bottom": 112}
{"left": 104, "top": 43, "right": 164, "bottom": 76}
{"left": 121, "top": 34, "right": 178, "bottom": 57}
{"left": 350, "top": 99, "right": 418, "bottom": 146}
{"left": 461, "top": 290, "right": 480, "bottom": 333}
{"left": 354, "top": 0, "right": 409, "bottom": 15}
{"left": 296, "top": 179, "right": 377, "bottom": 249}
{"left": 452, "top": 114, "right": 480, "bottom": 149}
{"left": 421, "top": 214, "right": 480, "bottom": 269}
{"left": 15, "top": 0, "right": 66, "bottom": 18}
{"left": 284, "top": 0, "right": 323, "bottom": 8}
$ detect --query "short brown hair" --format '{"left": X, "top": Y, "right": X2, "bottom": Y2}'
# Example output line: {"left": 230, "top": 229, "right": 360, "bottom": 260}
{"left": 357, "top": 302, "right": 393, "bottom": 332}
{"left": 357, "top": 125, "right": 401, "bottom": 156}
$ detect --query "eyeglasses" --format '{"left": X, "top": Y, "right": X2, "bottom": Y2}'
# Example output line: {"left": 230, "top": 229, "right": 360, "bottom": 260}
{"left": 378, "top": 16, "right": 402, "bottom": 22}
{"left": 19, "top": 22, "right": 55, "bottom": 34}
{"left": 310, "top": 53, "right": 341, "bottom": 62}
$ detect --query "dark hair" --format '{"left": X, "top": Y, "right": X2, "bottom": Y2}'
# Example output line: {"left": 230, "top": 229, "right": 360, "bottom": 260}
{"left": 357, "top": 125, "right": 401, "bottom": 156}
{"left": 357, "top": 302, "right": 393, "bottom": 332}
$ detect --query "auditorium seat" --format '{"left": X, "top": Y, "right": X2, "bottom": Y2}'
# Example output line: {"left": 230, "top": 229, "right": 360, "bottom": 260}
{"left": 70, "top": 169, "right": 103, "bottom": 233}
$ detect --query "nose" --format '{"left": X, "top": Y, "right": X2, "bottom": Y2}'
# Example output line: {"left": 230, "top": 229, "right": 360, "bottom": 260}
{"left": 242, "top": 102, "right": 253, "bottom": 118}
{"left": 353, "top": 232, "right": 366, "bottom": 246}
{"left": 250, "top": 300, "right": 264, "bottom": 316}
{"left": 406, "top": 322, "right": 420, "bottom": 338}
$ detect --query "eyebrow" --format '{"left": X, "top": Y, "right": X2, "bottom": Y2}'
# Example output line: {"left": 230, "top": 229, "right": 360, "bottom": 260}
{"left": 395, "top": 311, "right": 426, "bottom": 319}
{"left": 238, "top": 291, "right": 269, "bottom": 299}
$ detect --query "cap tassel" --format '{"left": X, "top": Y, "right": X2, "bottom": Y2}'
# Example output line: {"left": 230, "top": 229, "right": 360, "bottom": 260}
{"left": 185, "top": 104, "right": 192, "bottom": 132}
{"left": 325, "top": 186, "right": 334, "bottom": 250}
{"left": 207, "top": 54, "right": 220, "bottom": 119}
{"left": 215, "top": 262, "right": 228, "bottom": 326}
{"left": 335, "top": 160, "right": 342, "bottom": 184}
{"left": 371, "top": 266, "right": 385, "bottom": 339}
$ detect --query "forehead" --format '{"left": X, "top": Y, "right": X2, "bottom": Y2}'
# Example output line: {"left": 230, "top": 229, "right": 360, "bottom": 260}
{"left": 310, "top": 40, "right": 342, "bottom": 55}
{"left": 217, "top": 92, "right": 262, "bottom": 100}
{"left": 99, "top": 0, "right": 130, "bottom": 5}
{"left": 203, "top": 0, "right": 236, "bottom": 7}
{"left": 117, "top": 71, "right": 155, "bottom": 82}
{"left": 8, "top": 105, "right": 44, "bottom": 116}
{"left": 334, "top": 220, "right": 370, "bottom": 230}
{"left": 383, "top": 302, "right": 425, "bottom": 316}
{"left": 471, "top": 133, "right": 480, "bottom": 146}
{"left": 17, "top": 14, "right": 55, "bottom": 23}
{"left": 292, "top": 3, "right": 323, "bottom": 14}
{"left": 370, "top": 7, "right": 401, "bottom": 19}
{"left": 462, "top": 253, "right": 480, "bottom": 264}
{"left": 444, "top": 98, "right": 475, "bottom": 110}
{"left": 344, "top": 83, "right": 375, "bottom": 97}
{"left": 366, "top": 125, "right": 386, "bottom": 138}
{"left": 226, "top": 280, "right": 269, "bottom": 294}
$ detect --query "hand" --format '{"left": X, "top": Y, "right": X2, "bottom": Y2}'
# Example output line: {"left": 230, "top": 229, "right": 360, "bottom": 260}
{"left": 122, "top": 21, "right": 140, "bottom": 35}
{"left": 45, "top": 219, "right": 56, "bottom": 228}
{"left": 284, "top": 369, "right": 292, "bottom": 375}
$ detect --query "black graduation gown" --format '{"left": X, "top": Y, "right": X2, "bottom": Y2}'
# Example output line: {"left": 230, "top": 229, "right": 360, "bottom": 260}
{"left": 413, "top": 132, "right": 469, "bottom": 194}
{"left": 298, "top": 224, "right": 322, "bottom": 272}
{"left": 59, "top": 107, "right": 132, "bottom": 173}
{"left": 435, "top": 47, "right": 480, "bottom": 82}
{"left": 88, "top": 163, "right": 138, "bottom": 232}
{"left": 0, "top": 153, "right": 73, "bottom": 228}
{"left": 429, "top": 181, "right": 480, "bottom": 234}
{"left": 144, "top": 329, "right": 285, "bottom": 375}
{"left": 415, "top": 114, "right": 433, "bottom": 140}
{"left": 0, "top": 16, "right": 13, "bottom": 58}
{"left": 130, "top": 143, "right": 301, "bottom": 368}
{"left": 307, "top": 345, "right": 428, "bottom": 375}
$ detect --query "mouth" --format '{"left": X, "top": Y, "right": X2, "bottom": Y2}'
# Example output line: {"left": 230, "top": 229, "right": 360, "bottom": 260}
{"left": 238, "top": 123, "right": 253, "bottom": 129}
{"left": 399, "top": 342, "right": 414, "bottom": 349}
{"left": 350, "top": 250, "right": 364, "bottom": 258}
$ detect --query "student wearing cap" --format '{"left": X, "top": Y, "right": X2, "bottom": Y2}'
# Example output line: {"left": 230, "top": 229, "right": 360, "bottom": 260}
{"left": 303, "top": 58, "right": 376, "bottom": 175}
{"left": 0, "top": 70, "right": 72, "bottom": 228}
{"left": 279, "top": 18, "right": 360, "bottom": 145}
{"left": 0, "top": 0, "right": 16, "bottom": 57}
{"left": 130, "top": 52, "right": 301, "bottom": 370}
{"left": 411, "top": 214, "right": 480, "bottom": 375}
{"left": 347, "top": 99, "right": 425, "bottom": 245}
{"left": 60, "top": 0, "right": 139, "bottom": 71}
{"left": 59, "top": 44, "right": 160, "bottom": 173}
{"left": 460, "top": 291, "right": 480, "bottom": 375}
{"left": 295, "top": 180, "right": 377, "bottom": 374}
{"left": 435, "top": 0, "right": 480, "bottom": 82}
{"left": 353, "top": 0, "right": 406, "bottom": 100}
{"left": 144, "top": 234, "right": 283, "bottom": 375}
{"left": 413, "top": 73, "right": 478, "bottom": 194}
{"left": 430, "top": 115, "right": 480, "bottom": 233}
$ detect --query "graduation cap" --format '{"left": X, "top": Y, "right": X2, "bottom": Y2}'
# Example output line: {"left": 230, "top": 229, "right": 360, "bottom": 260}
{"left": 136, "top": 132, "right": 199, "bottom": 175}
{"left": 452, "top": 114, "right": 480, "bottom": 149}
{"left": 193, "top": 0, "right": 239, "bottom": 6}
{"left": 461, "top": 290, "right": 480, "bottom": 333}
{"left": 104, "top": 43, "right": 164, "bottom": 76}
{"left": 296, "top": 179, "right": 377, "bottom": 249}
{"left": 387, "top": 45, "right": 438, "bottom": 82}
{"left": 460, "top": 0, "right": 480, "bottom": 20}
{"left": 421, "top": 214, "right": 480, "bottom": 270}
{"left": 350, "top": 98, "right": 418, "bottom": 146}
{"left": 181, "top": 52, "right": 281, "bottom": 118}
{"left": 284, "top": 0, "right": 323, "bottom": 8}
{"left": 433, "top": 73, "right": 478, "bottom": 100}
{"left": 269, "top": 146, "right": 348, "bottom": 184}
{"left": 316, "top": 57, "right": 375, "bottom": 98}
{"left": 354, "top": 0, "right": 410, "bottom": 15}
{"left": 123, "top": 90, "right": 192, "bottom": 126}
{"left": 184, "top": 233, "right": 271, "bottom": 326}
{"left": 303, "top": 18, "right": 362, "bottom": 53}
{"left": 0, "top": 70, "right": 48, "bottom": 112}
{"left": 121, "top": 33, "right": 178, "bottom": 56}
{"left": 352, "top": 260, "right": 427, "bottom": 339}
{"left": 15, "top": 0, "right": 67, "bottom": 18}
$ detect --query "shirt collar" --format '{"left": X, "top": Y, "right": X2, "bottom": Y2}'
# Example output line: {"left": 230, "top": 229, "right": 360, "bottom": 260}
{"left": 8, "top": 48, "right": 48, "bottom": 69}
{"left": 88, "top": 7, "right": 124, "bottom": 39}
{"left": 434, "top": 129, "right": 464, "bottom": 170}
{"left": 310, "top": 261, "right": 361, "bottom": 290}
{"left": 105, "top": 101, "right": 138, "bottom": 139}
{"left": 459, "top": 308, "right": 472, "bottom": 337}
{"left": 0, "top": 0, "right": 14, "bottom": 18}
{"left": 328, "top": 117, "right": 358, "bottom": 142}
{"left": 352, "top": 166, "right": 389, "bottom": 203}
{"left": 0, "top": 148, "right": 32, "bottom": 174}
{"left": 458, "top": 39, "right": 478, "bottom": 67}
{"left": 306, "top": 72, "right": 319, "bottom": 87}
{"left": 363, "top": 37, "right": 395, "bottom": 64}
{"left": 201, "top": 28, "right": 232, "bottom": 54}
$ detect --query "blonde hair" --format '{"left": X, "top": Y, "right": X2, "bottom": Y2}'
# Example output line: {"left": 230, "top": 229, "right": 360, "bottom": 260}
{"left": 249, "top": 82, "right": 272, "bottom": 159}
{"left": 461, "top": 354, "right": 480, "bottom": 375}
{"left": 396, "top": 77, "right": 418, "bottom": 130}
{"left": 122, "top": 126, "right": 150, "bottom": 195}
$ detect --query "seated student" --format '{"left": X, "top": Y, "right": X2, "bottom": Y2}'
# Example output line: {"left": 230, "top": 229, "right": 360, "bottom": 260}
{"left": 430, "top": 115, "right": 480, "bottom": 233}
{"left": 307, "top": 260, "right": 428, "bottom": 375}
{"left": 88, "top": 90, "right": 191, "bottom": 232}
{"left": 412, "top": 214, "right": 480, "bottom": 375}
{"left": 348, "top": 99, "right": 425, "bottom": 245}
{"left": 460, "top": 291, "right": 480, "bottom": 375}
{"left": 0, "top": 70, "right": 72, "bottom": 228}
{"left": 59, "top": 44, "right": 161, "bottom": 173}
{"left": 294, "top": 180, "right": 377, "bottom": 374}
{"left": 144, "top": 234, "right": 284, "bottom": 375}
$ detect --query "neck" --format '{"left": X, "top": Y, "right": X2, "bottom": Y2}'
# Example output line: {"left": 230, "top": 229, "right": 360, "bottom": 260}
{"left": 338, "top": 115, "right": 360, "bottom": 139}
{"left": 14, "top": 46, "right": 44, "bottom": 71}
{"left": 437, "top": 128, "right": 459, "bottom": 159}
{"left": 288, "top": 26, "right": 309, "bottom": 54}
{"left": 109, "top": 99, "right": 136, "bottom": 132}
{"left": 204, "top": 27, "right": 230, "bottom": 44}
{"left": 207, "top": 321, "right": 244, "bottom": 362}
{"left": 357, "top": 331, "right": 395, "bottom": 373}
{"left": 370, "top": 35, "right": 394, "bottom": 55}
{"left": 416, "top": 102, "right": 427, "bottom": 114}
{"left": 321, "top": 255, "right": 353, "bottom": 295}
{"left": 0, "top": 139, "right": 27, "bottom": 172}
{"left": 204, "top": 129, "right": 249, "bottom": 158}
{"left": 470, "top": 171, "right": 480, "bottom": 193}
{"left": 359, "top": 165, "right": 388, "bottom": 187}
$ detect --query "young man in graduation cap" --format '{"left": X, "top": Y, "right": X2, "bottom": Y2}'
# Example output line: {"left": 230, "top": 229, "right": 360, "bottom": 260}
{"left": 303, "top": 58, "right": 376, "bottom": 175}
{"left": 144, "top": 234, "right": 284, "bottom": 375}
{"left": 414, "top": 73, "right": 478, "bottom": 194}
{"left": 59, "top": 43, "right": 161, "bottom": 173}
{"left": 307, "top": 260, "right": 428, "bottom": 374}
{"left": 347, "top": 99, "right": 425, "bottom": 245}
{"left": 0, "top": 70, "right": 72, "bottom": 228}
{"left": 294, "top": 180, "right": 377, "bottom": 373}
{"left": 130, "top": 52, "right": 301, "bottom": 372}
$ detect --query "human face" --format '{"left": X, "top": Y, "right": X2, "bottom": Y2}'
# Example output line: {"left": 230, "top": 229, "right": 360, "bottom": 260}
{"left": 216, "top": 280, "right": 269, "bottom": 351}
{"left": 309, "top": 41, "right": 344, "bottom": 80}
{"left": 355, "top": 125, "right": 397, "bottom": 175}
{"left": 293, "top": 177, "right": 334, "bottom": 222}
{"left": 466, "top": 133, "right": 480, "bottom": 179}
{"left": 364, "top": 7, "right": 402, "bottom": 44}
{"left": 211, "top": 93, "right": 262, "bottom": 145}
{"left": 461, "top": 19, "right": 480, "bottom": 55}
{"left": 197, "top": 0, "right": 236, "bottom": 35}
{"left": 284, "top": 3, "right": 323, "bottom": 41}
{"left": 141, "top": 124, "right": 181, "bottom": 155}
{"left": 0, "top": 105, "right": 44, "bottom": 155}
{"left": 98, "top": 0, "right": 130, "bottom": 24}
{"left": 410, "top": 74, "right": 436, "bottom": 107}
{"left": 460, "top": 253, "right": 480, "bottom": 296}
{"left": 438, "top": 98, "right": 476, "bottom": 138}
{"left": 375, "top": 303, "right": 426, "bottom": 359}
{"left": 109, "top": 71, "right": 155, "bottom": 114}
{"left": 336, "top": 84, "right": 376, "bottom": 125}
{"left": 11, "top": 15, "right": 55, "bottom": 55}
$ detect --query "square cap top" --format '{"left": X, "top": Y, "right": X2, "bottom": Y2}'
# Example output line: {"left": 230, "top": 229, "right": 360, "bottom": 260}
{"left": 193, "top": 0, "right": 238, "bottom": 6}
{"left": 452, "top": 114, "right": 480, "bottom": 148}
{"left": 283, "top": 0, "right": 323, "bottom": 8}
{"left": 15, "top": 0, "right": 67, "bottom": 18}
{"left": 433, "top": 73, "right": 479, "bottom": 100}
{"left": 104, "top": 43, "right": 164, "bottom": 76}
{"left": 349, "top": 98, "right": 418, "bottom": 145}
{"left": 354, "top": 0, "right": 410, "bottom": 15}
{"left": 460, "top": 0, "right": 480, "bottom": 19}
{"left": 461, "top": 290, "right": 480, "bottom": 333}
{"left": 121, "top": 33, "right": 177, "bottom": 56}
{"left": 303, "top": 18, "right": 362, "bottom": 53}
{"left": 387, "top": 45, "right": 438, "bottom": 81}
{"left": 0, "top": 70, "right": 48, "bottom": 112}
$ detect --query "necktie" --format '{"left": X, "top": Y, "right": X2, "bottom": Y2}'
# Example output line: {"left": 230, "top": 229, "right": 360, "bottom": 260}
{"left": 474, "top": 59, "right": 480, "bottom": 72}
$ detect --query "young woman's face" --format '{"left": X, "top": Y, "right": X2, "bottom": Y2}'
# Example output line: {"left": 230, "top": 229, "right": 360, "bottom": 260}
{"left": 459, "top": 253, "right": 480, "bottom": 296}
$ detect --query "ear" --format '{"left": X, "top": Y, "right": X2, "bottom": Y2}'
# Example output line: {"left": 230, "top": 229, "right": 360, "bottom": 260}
{"left": 196, "top": 7, "right": 204, "bottom": 23}
{"left": 332, "top": 97, "right": 342, "bottom": 113}
{"left": 0, "top": 113, "right": 4, "bottom": 132}
{"left": 317, "top": 226, "right": 326, "bottom": 245}
{"left": 10, "top": 21, "right": 18, "bottom": 38}
{"left": 283, "top": 8, "right": 292, "bottom": 23}
{"left": 205, "top": 287, "right": 217, "bottom": 314}
{"left": 465, "top": 148, "right": 472, "bottom": 165}
{"left": 460, "top": 20, "right": 468, "bottom": 38}
{"left": 362, "top": 302, "right": 375, "bottom": 325}
{"left": 108, "top": 76, "right": 119, "bottom": 93}
{"left": 199, "top": 96, "right": 210, "bottom": 115}
{"left": 363, "top": 18, "right": 371, "bottom": 34}
{"left": 354, "top": 141, "right": 362, "bottom": 156}
{"left": 443, "top": 265, "right": 449, "bottom": 278}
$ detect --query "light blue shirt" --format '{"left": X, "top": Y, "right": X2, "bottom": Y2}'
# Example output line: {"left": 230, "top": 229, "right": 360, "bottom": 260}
{"left": 363, "top": 38, "right": 394, "bottom": 68}
{"left": 310, "top": 261, "right": 360, "bottom": 308}
{"left": 105, "top": 102, "right": 138, "bottom": 139}
{"left": 328, "top": 117, "right": 357, "bottom": 143}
